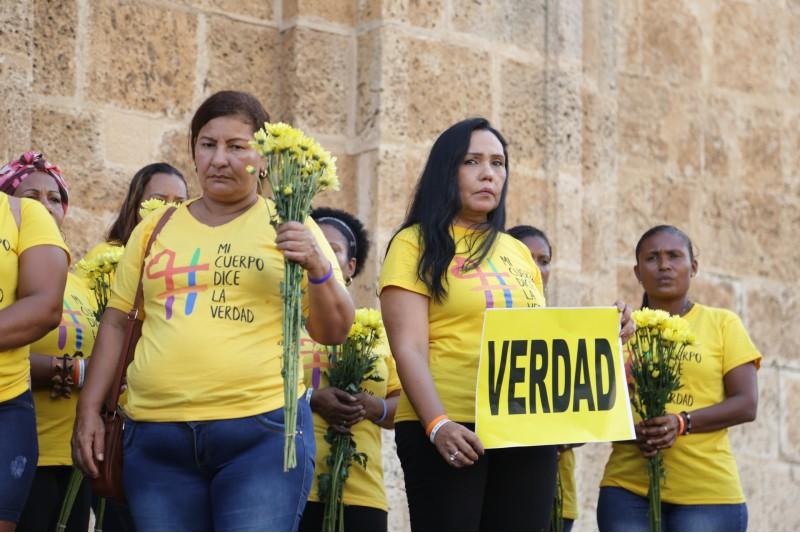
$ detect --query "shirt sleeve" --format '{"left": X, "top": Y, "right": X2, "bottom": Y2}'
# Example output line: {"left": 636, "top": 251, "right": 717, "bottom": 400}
{"left": 721, "top": 311, "right": 762, "bottom": 374}
{"left": 107, "top": 214, "right": 158, "bottom": 314}
{"left": 378, "top": 227, "right": 430, "bottom": 297}
{"left": 18, "top": 198, "right": 70, "bottom": 262}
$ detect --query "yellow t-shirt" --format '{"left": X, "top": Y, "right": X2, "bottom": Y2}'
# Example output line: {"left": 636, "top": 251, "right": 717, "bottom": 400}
{"left": 31, "top": 273, "right": 98, "bottom": 465}
{"left": 304, "top": 334, "right": 402, "bottom": 511}
{"left": 107, "top": 198, "right": 343, "bottom": 422}
{"left": 0, "top": 194, "right": 69, "bottom": 403}
{"left": 559, "top": 448, "right": 577, "bottom": 520}
{"left": 378, "top": 225, "right": 546, "bottom": 423}
{"left": 601, "top": 304, "right": 761, "bottom": 504}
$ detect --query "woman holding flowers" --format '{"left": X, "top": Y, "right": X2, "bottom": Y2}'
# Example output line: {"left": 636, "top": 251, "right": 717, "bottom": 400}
{"left": 508, "top": 224, "right": 578, "bottom": 533}
{"left": 598, "top": 225, "right": 760, "bottom": 532}
{"left": 0, "top": 153, "right": 70, "bottom": 532}
{"left": 72, "top": 90, "right": 354, "bottom": 531}
{"left": 379, "top": 118, "right": 634, "bottom": 531}
{"left": 299, "top": 207, "right": 402, "bottom": 532}
{"left": 0, "top": 153, "right": 97, "bottom": 532}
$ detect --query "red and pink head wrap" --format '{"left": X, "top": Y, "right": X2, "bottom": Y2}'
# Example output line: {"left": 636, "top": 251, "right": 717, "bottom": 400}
{"left": 0, "top": 151, "right": 69, "bottom": 213}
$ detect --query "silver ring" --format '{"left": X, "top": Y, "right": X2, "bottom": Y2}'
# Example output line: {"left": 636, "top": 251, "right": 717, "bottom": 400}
{"left": 663, "top": 426, "right": 668, "bottom": 434}
{"left": 448, "top": 450, "right": 460, "bottom": 462}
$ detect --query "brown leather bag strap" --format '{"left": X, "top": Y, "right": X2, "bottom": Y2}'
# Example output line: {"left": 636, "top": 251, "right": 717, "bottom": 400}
{"left": 103, "top": 207, "right": 177, "bottom": 413}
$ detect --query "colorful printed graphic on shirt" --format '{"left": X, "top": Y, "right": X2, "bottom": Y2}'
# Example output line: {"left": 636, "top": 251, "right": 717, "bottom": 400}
{"left": 58, "top": 299, "right": 84, "bottom": 351}
{"left": 146, "top": 248, "right": 209, "bottom": 319}
{"left": 450, "top": 256, "right": 513, "bottom": 308}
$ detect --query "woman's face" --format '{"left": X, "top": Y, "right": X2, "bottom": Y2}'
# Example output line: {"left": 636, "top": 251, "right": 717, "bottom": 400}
{"left": 13, "top": 171, "right": 65, "bottom": 228}
{"left": 455, "top": 129, "right": 507, "bottom": 226}
{"left": 193, "top": 115, "right": 262, "bottom": 204}
{"left": 142, "top": 172, "right": 188, "bottom": 204}
{"left": 319, "top": 223, "right": 356, "bottom": 282}
{"left": 634, "top": 231, "right": 697, "bottom": 301}
{"left": 521, "top": 235, "right": 551, "bottom": 289}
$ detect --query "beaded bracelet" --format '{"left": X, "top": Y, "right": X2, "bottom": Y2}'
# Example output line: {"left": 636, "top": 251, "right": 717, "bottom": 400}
{"left": 375, "top": 397, "right": 388, "bottom": 424}
{"left": 308, "top": 262, "right": 333, "bottom": 285}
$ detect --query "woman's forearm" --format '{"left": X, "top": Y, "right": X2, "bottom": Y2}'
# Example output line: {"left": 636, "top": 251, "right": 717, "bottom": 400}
{"left": 306, "top": 278, "right": 354, "bottom": 345}
{"left": 0, "top": 295, "right": 62, "bottom": 351}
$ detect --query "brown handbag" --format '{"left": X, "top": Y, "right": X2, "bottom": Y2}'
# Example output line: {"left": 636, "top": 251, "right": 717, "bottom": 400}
{"left": 90, "top": 207, "right": 176, "bottom": 502}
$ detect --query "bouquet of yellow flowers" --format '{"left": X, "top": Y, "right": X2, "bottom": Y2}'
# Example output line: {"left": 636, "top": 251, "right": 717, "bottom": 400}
{"left": 627, "top": 308, "right": 696, "bottom": 531}
{"left": 76, "top": 246, "right": 124, "bottom": 322}
{"left": 249, "top": 122, "right": 339, "bottom": 471}
{"left": 318, "top": 308, "right": 384, "bottom": 532}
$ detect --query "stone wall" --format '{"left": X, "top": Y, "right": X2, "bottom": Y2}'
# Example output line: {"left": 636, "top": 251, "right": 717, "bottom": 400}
{"left": 1, "top": 0, "right": 798, "bottom": 530}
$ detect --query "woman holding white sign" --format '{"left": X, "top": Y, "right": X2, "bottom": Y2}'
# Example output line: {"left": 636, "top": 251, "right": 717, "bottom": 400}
{"left": 598, "top": 225, "right": 760, "bottom": 532}
{"left": 379, "top": 118, "right": 634, "bottom": 531}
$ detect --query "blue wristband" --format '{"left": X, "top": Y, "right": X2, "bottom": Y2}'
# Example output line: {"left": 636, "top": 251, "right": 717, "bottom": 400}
{"left": 375, "top": 397, "right": 387, "bottom": 424}
{"left": 308, "top": 262, "right": 333, "bottom": 285}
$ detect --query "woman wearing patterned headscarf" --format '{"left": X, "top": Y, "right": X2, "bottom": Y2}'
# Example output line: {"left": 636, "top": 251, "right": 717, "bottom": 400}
{"left": 1, "top": 152, "right": 97, "bottom": 532}
{"left": 0, "top": 152, "right": 70, "bottom": 532}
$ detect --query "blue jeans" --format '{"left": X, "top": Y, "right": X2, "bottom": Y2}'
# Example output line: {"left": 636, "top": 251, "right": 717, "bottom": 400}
{"left": 597, "top": 486, "right": 748, "bottom": 532}
{"left": 123, "top": 397, "right": 315, "bottom": 531}
{"left": 0, "top": 390, "right": 38, "bottom": 523}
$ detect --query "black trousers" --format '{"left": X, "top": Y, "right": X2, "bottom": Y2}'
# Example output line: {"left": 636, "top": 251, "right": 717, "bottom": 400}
{"left": 395, "top": 421, "right": 557, "bottom": 532}
{"left": 299, "top": 501, "right": 388, "bottom": 532}
{"left": 17, "top": 466, "right": 91, "bottom": 532}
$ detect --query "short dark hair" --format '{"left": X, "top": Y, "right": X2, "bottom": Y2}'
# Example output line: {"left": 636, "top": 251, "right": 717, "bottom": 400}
{"left": 391, "top": 117, "right": 509, "bottom": 303}
{"left": 507, "top": 225, "right": 552, "bottom": 257}
{"left": 189, "top": 91, "right": 270, "bottom": 159}
{"left": 107, "top": 163, "right": 186, "bottom": 245}
{"left": 311, "top": 207, "right": 370, "bottom": 278}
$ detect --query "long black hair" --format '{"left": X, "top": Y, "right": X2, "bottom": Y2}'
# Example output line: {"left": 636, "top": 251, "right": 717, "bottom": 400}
{"left": 635, "top": 224, "right": 696, "bottom": 308}
{"left": 391, "top": 117, "right": 509, "bottom": 303}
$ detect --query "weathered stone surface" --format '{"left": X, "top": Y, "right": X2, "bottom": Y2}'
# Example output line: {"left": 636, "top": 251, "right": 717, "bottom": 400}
{"left": 786, "top": 112, "right": 800, "bottom": 196}
{"left": 617, "top": 75, "right": 670, "bottom": 168}
{"left": 541, "top": 69, "right": 583, "bottom": 168}
{"left": 729, "top": 366, "right": 780, "bottom": 460}
{"left": 32, "top": 0, "right": 77, "bottom": 97}
{"left": 87, "top": 3, "right": 197, "bottom": 115}
{"left": 616, "top": 0, "right": 641, "bottom": 75}
{"left": 713, "top": 2, "right": 780, "bottom": 92}
{"left": 158, "top": 128, "right": 199, "bottom": 196}
{"left": 280, "top": 27, "right": 352, "bottom": 135}
{"left": 615, "top": 167, "right": 654, "bottom": 258}
{"left": 101, "top": 109, "right": 167, "bottom": 168}
{"left": 757, "top": 461, "right": 800, "bottom": 530}
{"left": 284, "top": 0, "right": 355, "bottom": 26}
{"left": 573, "top": 443, "right": 612, "bottom": 533}
{"left": 358, "top": 0, "right": 445, "bottom": 29}
{"left": 357, "top": 29, "right": 381, "bottom": 143}
{"left": 61, "top": 204, "right": 117, "bottom": 262}
{"left": 204, "top": 16, "right": 281, "bottom": 112}
{"left": 450, "top": 0, "right": 546, "bottom": 54}
{"left": 0, "top": 52, "right": 32, "bottom": 162}
{"left": 375, "top": 143, "right": 425, "bottom": 236}
{"left": 703, "top": 96, "right": 737, "bottom": 181}
{"left": 617, "top": 263, "right": 641, "bottom": 310}
{"left": 688, "top": 274, "right": 737, "bottom": 312}
{"left": 172, "top": 0, "right": 273, "bottom": 21}
{"left": 505, "top": 174, "right": 548, "bottom": 236}
{"left": 0, "top": 0, "right": 31, "bottom": 55}
{"left": 641, "top": 0, "right": 701, "bottom": 83}
{"left": 382, "top": 429, "right": 409, "bottom": 532}
{"left": 500, "top": 59, "right": 545, "bottom": 170}
{"left": 739, "top": 106, "right": 783, "bottom": 193}
{"left": 745, "top": 285, "right": 800, "bottom": 369}
{"left": 405, "top": 37, "right": 492, "bottom": 143}
{"left": 312, "top": 152, "right": 357, "bottom": 215}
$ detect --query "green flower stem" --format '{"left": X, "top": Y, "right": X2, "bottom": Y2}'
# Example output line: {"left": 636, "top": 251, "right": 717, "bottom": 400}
{"left": 282, "top": 260, "right": 304, "bottom": 471}
{"left": 56, "top": 467, "right": 84, "bottom": 532}
{"left": 648, "top": 452, "right": 663, "bottom": 532}
{"left": 96, "top": 497, "right": 107, "bottom": 532}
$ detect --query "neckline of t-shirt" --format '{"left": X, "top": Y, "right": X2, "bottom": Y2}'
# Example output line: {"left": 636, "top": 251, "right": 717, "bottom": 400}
{"left": 182, "top": 197, "right": 262, "bottom": 229}
{"left": 684, "top": 301, "right": 702, "bottom": 319}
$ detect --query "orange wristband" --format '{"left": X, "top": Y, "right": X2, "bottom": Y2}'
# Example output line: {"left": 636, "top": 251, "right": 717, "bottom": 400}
{"left": 674, "top": 413, "right": 685, "bottom": 435}
{"left": 425, "top": 414, "right": 448, "bottom": 437}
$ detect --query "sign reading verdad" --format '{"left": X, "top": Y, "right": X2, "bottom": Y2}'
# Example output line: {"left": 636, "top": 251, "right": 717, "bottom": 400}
{"left": 475, "top": 307, "right": 635, "bottom": 449}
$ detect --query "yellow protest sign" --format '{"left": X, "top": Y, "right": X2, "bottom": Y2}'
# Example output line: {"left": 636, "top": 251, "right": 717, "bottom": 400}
{"left": 475, "top": 307, "right": 635, "bottom": 449}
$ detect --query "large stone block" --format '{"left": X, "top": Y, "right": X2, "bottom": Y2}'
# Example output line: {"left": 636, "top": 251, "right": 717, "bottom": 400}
{"left": 615, "top": 168, "right": 654, "bottom": 258}
{"left": 280, "top": 27, "right": 352, "bottom": 136}
{"left": 500, "top": 58, "right": 545, "bottom": 170}
{"left": 450, "top": 0, "right": 546, "bottom": 55}
{"left": 204, "top": 16, "right": 281, "bottom": 111}
{"left": 356, "top": 29, "right": 381, "bottom": 143}
{"left": 62, "top": 205, "right": 117, "bottom": 263}
{"left": 739, "top": 106, "right": 783, "bottom": 193}
{"left": 703, "top": 96, "right": 738, "bottom": 181}
{"left": 0, "top": 0, "right": 31, "bottom": 55}
{"left": 0, "top": 52, "right": 32, "bottom": 162}
{"left": 616, "top": 0, "right": 642, "bottom": 75}
{"left": 101, "top": 108, "right": 168, "bottom": 168}
{"left": 641, "top": 0, "right": 701, "bottom": 83}
{"left": 157, "top": 128, "right": 199, "bottom": 196}
{"left": 713, "top": 2, "right": 780, "bottom": 93}
{"left": 374, "top": 143, "right": 425, "bottom": 239}
{"left": 87, "top": 2, "right": 197, "bottom": 115}
{"left": 505, "top": 174, "right": 548, "bottom": 235}
{"left": 284, "top": 0, "right": 356, "bottom": 26}
{"left": 617, "top": 264, "right": 641, "bottom": 310}
{"left": 573, "top": 442, "right": 612, "bottom": 533}
{"left": 729, "top": 366, "right": 780, "bottom": 460}
{"left": 32, "top": 0, "right": 77, "bottom": 97}
{"left": 756, "top": 459, "right": 800, "bottom": 530}
{"left": 358, "top": 0, "right": 445, "bottom": 29}
{"left": 617, "top": 75, "right": 670, "bottom": 168}
{"left": 312, "top": 152, "right": 357, "bottom": 216}
{"left": 541, "top": 69, "right": 583, "bottom": 168}
{"left": 688, "top": 274, "right": 737, "bottom": 312}
{"left": 404, "top": 37, "right": 492, "bottom": 144}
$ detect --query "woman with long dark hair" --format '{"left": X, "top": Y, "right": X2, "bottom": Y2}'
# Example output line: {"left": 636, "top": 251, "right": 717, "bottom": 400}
{"left": 598, "top": 225, "right": 759, "bottom": 531}
{"left": 379, "top": 118, "right": 634, "bottom": 531}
